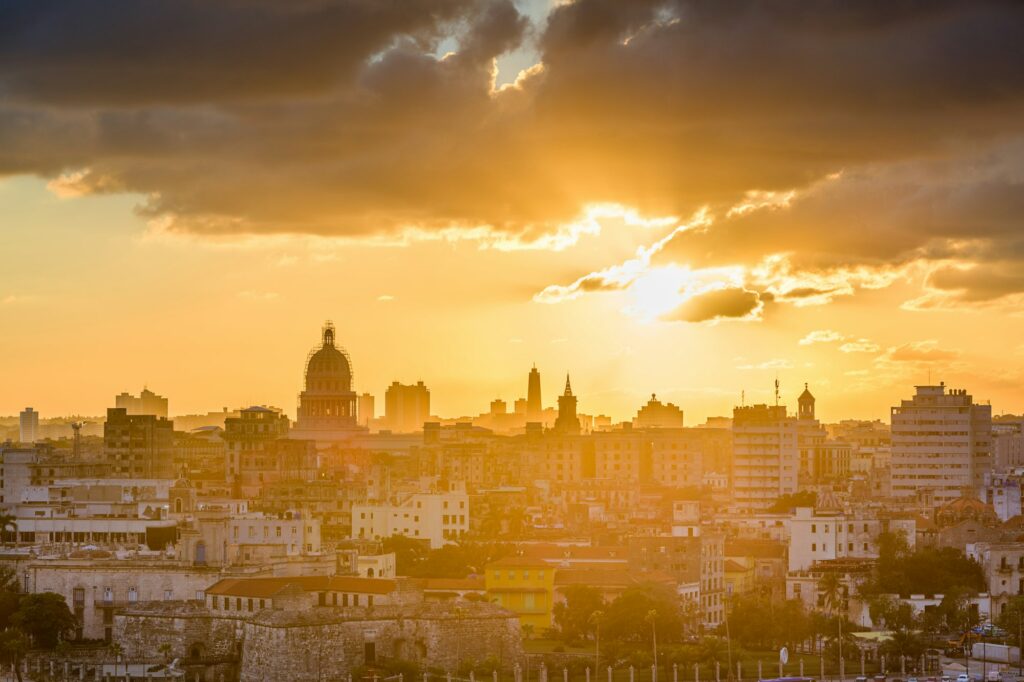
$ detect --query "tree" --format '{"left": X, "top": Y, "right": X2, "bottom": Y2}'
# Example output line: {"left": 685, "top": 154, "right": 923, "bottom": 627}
{"left": 0, "top": 514, "right": 16, "bottom": 547}
{"left": 997, "top": 595, "right": 1024, "bottom": 646}
{"left": 820, "top": 573, "right": 846, "bottom": 667}
{"left": 604, "top": 583, "right": 683, "bottom": 644}
{"left": 0, "top": 629, "right": 28, "bottom": 682}
{"left": 552, "top": 585, "right": 605, "bottom": 642}
{"left": 12, "top": 593, "right": 76, "bottom": 649}
{"left": 768, "top": 491, "right": 817, "bottom": 513}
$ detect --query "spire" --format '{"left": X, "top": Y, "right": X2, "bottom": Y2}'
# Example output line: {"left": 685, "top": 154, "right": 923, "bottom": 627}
{"left": 564, "top": 374, "right": 573, "bottom": 396}
{"left": 322, "top": 320, "right": 335, "bottom": 347}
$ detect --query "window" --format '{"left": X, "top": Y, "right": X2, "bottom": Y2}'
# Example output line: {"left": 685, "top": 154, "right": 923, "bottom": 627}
{"left": 103, "top": 587, "right": 113, "bottom": 603}
{"left": 128, "top": 587, "right": 138, "bottom": 602}
{"left": 811, "top": 524, "right": 816, "bottom": 533}
{"left": 812, "top": 543, "right": 817, "bottom": 551}
{"left": 164, "top": 589, "right": 172, "bottom": 601}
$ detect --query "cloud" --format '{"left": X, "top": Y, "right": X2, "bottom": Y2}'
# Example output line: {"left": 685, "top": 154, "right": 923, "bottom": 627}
{"left": 664, "top": 287, "right": 763, "bottom": 324}
{"left": 799, "top": 330, "right": 844, "bottom": 346}
{"left": 880, "top": 340, "right": 959, "bottom": 364}
{"left": 237, "top": 290, "right": 280, "bottom": 302}
{"left": 838, "top": 339, "right": 881, "bottom": 354}
{"left": 2, "top": 0, "right": 1024, "bottom": 251}
{"left": 377, "top": 295, "right": 395, "bottom": 302}
{"left": 737, "top": 358, "right": 793, "bottom": 371}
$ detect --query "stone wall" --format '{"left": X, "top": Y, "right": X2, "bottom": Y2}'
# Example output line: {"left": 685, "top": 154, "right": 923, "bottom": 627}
{"left": 117, "top": 600, "right": 523, "bottom": 682}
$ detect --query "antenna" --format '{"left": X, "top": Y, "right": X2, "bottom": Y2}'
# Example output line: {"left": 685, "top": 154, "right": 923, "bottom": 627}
{"left": 741, "top": 390, "right": 745, "bottom": 406}
{"left": 774, "top": 374, "right": 780, "bottom": 407}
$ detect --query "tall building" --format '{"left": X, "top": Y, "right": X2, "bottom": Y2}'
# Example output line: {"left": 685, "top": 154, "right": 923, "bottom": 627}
{"left": 19, "top": 408, "right": 39, "bottom": 444}
{"left": 358, "top": 393, "right": 375, "bottom": 428}
{"left": 732, "top": 404, "right": 799, "bottom": 509}
{"left": 384, "top": 381, "right": 430, "bottom": 433}
{"left": 526, "top": 366, "right": 542, "bottom": 422}
{"left": 293, "top": 321, "right": 361, "bottom": 440}
{"left": 103, "top": 407, "right": 175, "bottom": 478}
{"left": 553, "top": 375, "right": 580, "bottom": 435}
{"left": 224, "top": 406, "right": 308, "bottom": 498}
{"left": 634, "top": 394, "right": 684, "bottom": 429}
{"left": 115, "top": 388, "right": 168, "bottom": 418}
{"left": 891, "top": 383, "right": 993, "bottom": 504}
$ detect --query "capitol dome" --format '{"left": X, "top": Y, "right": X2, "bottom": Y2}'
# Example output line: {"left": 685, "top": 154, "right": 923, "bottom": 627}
{"left": 295, "top": 321, "right": 360, "bottom": 436}
{"left": 304, "top": 323, "right": 352, "bottom": 393}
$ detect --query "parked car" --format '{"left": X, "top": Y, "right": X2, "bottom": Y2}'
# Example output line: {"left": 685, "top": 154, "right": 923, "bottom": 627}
{"left": 957, "top": 674, "right": 970, "bottom": 682}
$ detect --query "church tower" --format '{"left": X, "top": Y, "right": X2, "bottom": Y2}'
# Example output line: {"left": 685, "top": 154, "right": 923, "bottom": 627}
{"left": 798, "top": 383, "right": 815, "bottom": 420}
{"left": 554, "top": 374, "right": 581, "bottom": 435}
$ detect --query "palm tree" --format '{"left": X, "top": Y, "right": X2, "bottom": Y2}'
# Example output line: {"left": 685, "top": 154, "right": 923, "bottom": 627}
{"left": 820, "top": 573, "right": 845, "bottom": 680}
{"left": 0, "top": 513, "right": 16, "bottom": 547}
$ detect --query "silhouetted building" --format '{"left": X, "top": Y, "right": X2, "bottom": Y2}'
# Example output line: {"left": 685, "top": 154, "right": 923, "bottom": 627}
{"left": 224, "top": 405, "right": 294, "bottom": 497}
{"left": 103, "top": 407, "right": 174, "bottom": 478}
{"left": 634, "top": 394, "right": 684, "bottom": 429}
{"left": 115, "top": 388, "right": 168, "bottom": 419}
{"left": 553, "top": 375, "right": 580, "bottom": 435}
{"left": 358, "top": 393, "right": 375, "bottom": 428}
{"left": 293, "top": 321, "right": 362, "bottom": 440}
{"left": 527, "top": 366, "right": 542, "bottom": 422}
{"left": 19, "top": 407, "right": 38, "bottom": 444}
{"left": 385, "top": 381, "right": 430, "bottom": 433}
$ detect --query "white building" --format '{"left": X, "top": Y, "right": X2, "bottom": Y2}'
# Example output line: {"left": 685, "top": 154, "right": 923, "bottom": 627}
{"left": 352, "top": 491, "right": 469, "bottom": 549}
{"left": 980, "top": 473, "right": 1023, "bottom": 522}
{"left": 891, "top": 384, "right": 993, "bottom": 504}
{"left": 19, "top": 408, "right": 39, "bottom": 444}
{"left": 788, "top": 506, "right": 916, "bottom": 572}
{"left": 228, "top": 513, "right": 322, "bottom": 555}
{"left": 732, "top": 404, "right": 799, "bottom": 509}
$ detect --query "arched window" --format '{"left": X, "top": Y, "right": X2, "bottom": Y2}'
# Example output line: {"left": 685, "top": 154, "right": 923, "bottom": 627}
{"left": 367, "top": 568, "right": 374, "bottom": 577}
{"left": 174, "top": 498, "right": 183, "bottom": 513}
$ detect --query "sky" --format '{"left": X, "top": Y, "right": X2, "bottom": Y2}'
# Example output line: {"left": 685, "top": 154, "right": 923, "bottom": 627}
{"left": 3, "top": 0, "right": 1024, "bottom": 424}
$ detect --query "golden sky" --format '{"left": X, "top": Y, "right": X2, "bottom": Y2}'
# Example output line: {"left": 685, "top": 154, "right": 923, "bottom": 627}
{"left": 3, "top": 1, "right": 1024, "bottom": 423}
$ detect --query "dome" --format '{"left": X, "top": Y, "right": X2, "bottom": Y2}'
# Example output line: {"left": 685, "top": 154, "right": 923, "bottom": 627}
{"left": 304, "top": 322, "right": 353, "bottom": 393}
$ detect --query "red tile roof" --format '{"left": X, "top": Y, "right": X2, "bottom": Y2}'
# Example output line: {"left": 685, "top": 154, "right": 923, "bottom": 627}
{"left": 207, "top": 576, "right": 397, "bottom": 598}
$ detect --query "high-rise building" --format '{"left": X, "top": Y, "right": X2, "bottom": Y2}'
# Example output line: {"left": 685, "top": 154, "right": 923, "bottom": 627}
{"left": 223, "top": 406, "right": 306, "bottom": 498}
{"left": 891, "top": 383, "right": 993, "bottom": 504}
{"left": 732, "top": 404, "right": 799, "bottom": 509}
{"left": 19, "top": 407, "right": 39, "bottom": 444}
{"left": 553, "top": 375, "right": 580, "bottom": 435}
{"left": 358, "top": 393, "right": 375, "bottom": 428}
{"left": 526, "top": 366, "right": 542, "bottom": 422}
{"left": 115, "top": 388, "right": 168, "bottom": 418}
{"left": 384, "top": 381, "right": 430, "bottom": 433}
{"left": 292, "top": 321, "right": 362, "bottom": 440}
{"left": 103, "top": 407, "right": 175, "bottom": 478}
{"left": 633, "top": 394, "right": 684, "bottom": 428}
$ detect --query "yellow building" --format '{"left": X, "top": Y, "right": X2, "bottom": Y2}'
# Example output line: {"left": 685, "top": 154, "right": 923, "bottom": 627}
{"left": 724, "top": 558, "right": 756, "bottom": 596}
{"left": 484, "top": 556, "right": 555, "bottom": 634}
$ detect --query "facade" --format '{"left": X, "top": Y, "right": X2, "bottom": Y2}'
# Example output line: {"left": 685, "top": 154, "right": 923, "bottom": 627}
{"left": 980, "top": 473, "right": 1023, "bottom": 522}
{"left": 19, "top": 407, "right": 39, "bottom": 444}
{"left": 351, "top": 490, "right": 469, "bottom": 549}
{"left": 890, "top": 384, "right": 993, "bottom": 503}
{"left": 968, "top": 542, "right": 1024, "bottom": 617}
{"left": 732, "top": 404, "right": 799, "bottom": 509}
{"left": 103, "top": 407, "right": 175, "bottom": 478}
{"left": 788, "top": 507, "right": 917, "bottom": 571}
{"left": 485, "top": 556, "right": 555, "bottom": 632}
{"left": 627, "top": 532, "right": 726, "bottom": 628}
{"left": 293, "top": 322, "right": 362, "bottom": 440}
{"left": 223, "top": 406, "right": 293, "bottom": 497}
{"left": 384, "top": 381, "right": 431, "bottom": 433}
{"left": 114, "top": 388, "right": 169, "bottom": 418}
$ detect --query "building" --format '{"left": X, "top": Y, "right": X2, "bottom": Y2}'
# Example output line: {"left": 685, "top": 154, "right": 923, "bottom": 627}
{"left": 115, "top": 388, "right": 169, "bottom": 419}
{"left": 981, "top": 473, "right": 1023, "bottom": 522}
{"left": 223, "top": 406, "right": 294, "bottom": 498}
{"left": 358, "top": 393, "right": 375, "bottom": 428}
{"left": 968, "top": 542, "right": 1024, "bottom": 617}
{"left": 732, "top": 404, "right": 799, "bottom": 509}
{"left": 527, "top": 366, "right": 542, "bottom": 423}
{"left": 104, "top": 407, "right": 175, "bottom": 478}
{"left": 351, "top": 490, "right": 469, "bottom": 549}
{"left": 788, "top": 506, "right": 916, "bottom": 572}
{"left": 384, "top": 381, "right": 430, "bottom": 433}
{"left": 18, "top": 407, "right": 39, "bottom": 444}
{"left": 553, "top": 376, "right": 581, "bottom": 435}
{"left": 891, "top": 384, "right": 993, "bottom": 504}
{"left": 485, "top": 556, "right": 555, "bottom": 632}
{"left": 627, "top": 532, "right": 726, "bottom": 628}
{"left": 634, "top": 394, "right": 684, "bottom": 429}
{"left": 293, "top": 321, "right": 362, "bottom": 440}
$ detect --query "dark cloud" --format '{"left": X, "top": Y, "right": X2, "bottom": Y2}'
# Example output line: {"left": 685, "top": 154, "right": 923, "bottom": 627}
{"left": 1, "top": 0, "right": 1024, "bottom": 248}
{"left": 663, "top": 287, "right": 762, "bottom": 323}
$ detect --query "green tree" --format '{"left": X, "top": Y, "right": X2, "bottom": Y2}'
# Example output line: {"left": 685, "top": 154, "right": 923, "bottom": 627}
{"left": 604, "top": 583, "right": 683, "bottom": 644}
{"left": 997, "top": 595, "right": 1024, "bottom": 646}
{"left": 12, "top": 593, "right": 76, "bottom": 649}
{"left": 552, "top": 585, "right": 605, "bottom": 642}
{"left": 0, "top": 629, "right": 28, "bottom": 682}
{"left": 820, "top": 573, "right": 846, "bottom": 666}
